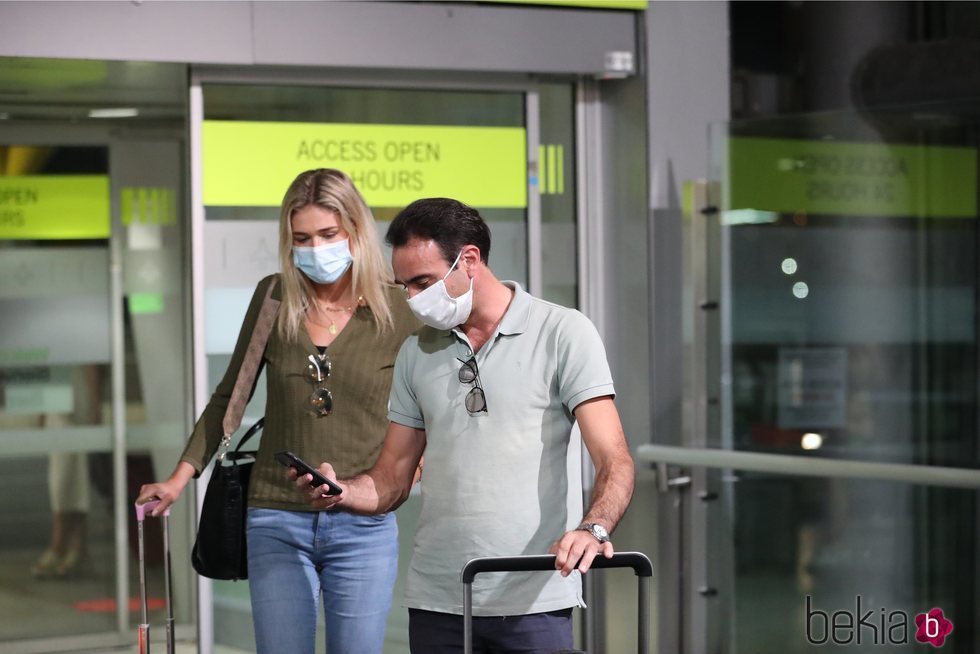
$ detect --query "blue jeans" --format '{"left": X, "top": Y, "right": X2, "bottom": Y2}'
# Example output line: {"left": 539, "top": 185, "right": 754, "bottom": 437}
{"left": 246, "top": 507, "right": 399, "bottom": 654}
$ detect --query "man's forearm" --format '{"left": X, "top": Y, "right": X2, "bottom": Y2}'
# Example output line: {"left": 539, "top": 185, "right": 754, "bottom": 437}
{"left": 581, "top": 454, "right": 635, "bottom": 532}
{"left": 573, "top": 397, "right": 635, "bottom": 534}
{"left": 336, "top": 469, "right": 413, "bottom": 515}
{"left": 307, "top": 422, "right": 425, "bottom": 514}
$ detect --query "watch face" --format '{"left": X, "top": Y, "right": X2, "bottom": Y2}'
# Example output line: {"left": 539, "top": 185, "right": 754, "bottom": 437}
{"left": 583, "top": 523, "right": 608, "bottom": 542}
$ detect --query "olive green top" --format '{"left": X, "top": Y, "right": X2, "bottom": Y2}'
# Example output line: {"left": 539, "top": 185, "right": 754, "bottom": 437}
{"left": 179, "top": 273, "right": 421, "bottom": 511}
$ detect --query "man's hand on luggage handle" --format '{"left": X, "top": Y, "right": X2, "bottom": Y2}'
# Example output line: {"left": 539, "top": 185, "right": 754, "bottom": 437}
{"left": 549, "top": 529, "right": 614, "bottom": 577}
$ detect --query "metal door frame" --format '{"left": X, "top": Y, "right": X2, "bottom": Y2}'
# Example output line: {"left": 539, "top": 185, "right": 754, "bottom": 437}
{"left": 188, "top": 66, "right": 578, "bottom": 654}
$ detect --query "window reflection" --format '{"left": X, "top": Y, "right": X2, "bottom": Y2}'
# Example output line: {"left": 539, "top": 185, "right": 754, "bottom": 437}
{"left": 730, "top": 473, "right": 974, "bottom": 653}
{"left": 719, "top": 118, "right": 979, "bottom": 470}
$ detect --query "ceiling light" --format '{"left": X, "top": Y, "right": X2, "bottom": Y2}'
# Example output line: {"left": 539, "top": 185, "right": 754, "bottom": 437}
{"left": 88, "top": 107, "right": 139, "bottom": 119}
{"left": 801, "top": 433, "right": 823, "bottom": 450}
{"left": 722, "top": 209, "right": 778, "bottom": 225}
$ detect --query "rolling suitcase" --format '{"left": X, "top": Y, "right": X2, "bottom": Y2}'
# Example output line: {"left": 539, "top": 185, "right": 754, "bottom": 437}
{"left": 135, "top": 499, "right": 175, "bottom": 654}
{"left": 461, "top": 551, "right": 653, "bottom": 654}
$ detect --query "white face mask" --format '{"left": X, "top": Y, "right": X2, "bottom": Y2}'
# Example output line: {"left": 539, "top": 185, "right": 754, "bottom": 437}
{"left": 292, "top": 239, "right": 353, "bottom": 285}
{"left": 406, "top": 250, "right": 473, "bottom": 330}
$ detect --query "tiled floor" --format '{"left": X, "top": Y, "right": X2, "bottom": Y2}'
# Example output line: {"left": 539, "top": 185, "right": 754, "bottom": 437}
{"left": 78, "top": 646, "right": 249, "bottom": 654}
{"left": 0, "top": 540, "right": 413, "bottom": 653}
{"left": 0, "top": 542, "right": 205, "bottom": 653}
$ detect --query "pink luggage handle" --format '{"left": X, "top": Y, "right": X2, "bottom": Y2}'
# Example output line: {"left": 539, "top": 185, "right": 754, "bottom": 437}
{"left": 135, "top": 499, "right": 171, "bottom": 522}
{"left": 135, "top": 498, "right": 174, "bottom": 654}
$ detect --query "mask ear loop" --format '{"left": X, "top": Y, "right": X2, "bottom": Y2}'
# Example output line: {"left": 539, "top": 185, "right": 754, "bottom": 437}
{"left": 453, "top": 250, "right": 476, "bottom": 305}
{"left": 443, "top": 249, "right": 464, "bottom": 282}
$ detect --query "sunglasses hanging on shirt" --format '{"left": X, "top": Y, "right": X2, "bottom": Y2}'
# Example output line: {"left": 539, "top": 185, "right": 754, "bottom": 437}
{"left": 457, "top": 356, "right": 487, "bottom": 414}
{"left": 305, "top": 352, "right": 333, "bottom": 416}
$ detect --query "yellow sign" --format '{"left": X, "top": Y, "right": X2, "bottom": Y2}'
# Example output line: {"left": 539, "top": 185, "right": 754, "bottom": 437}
{"left": 121, "top": 187, "right": 177, "bottom": 225}
{"left": 0, "top": 176, "right": 110, "bottom": 239}
{"left": 203, "top": 121, "right": 527, "bottom": 208}
{"left": 728, "top": 138, "right": 977, "bottom": 218}
{"left": 538, "top": 144, "right": 566, "bottom": 195}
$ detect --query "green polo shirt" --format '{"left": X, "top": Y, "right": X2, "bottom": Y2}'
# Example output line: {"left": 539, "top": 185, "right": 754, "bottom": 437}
{"left": 388, "top": 281, "right": 616, "bottom": 616}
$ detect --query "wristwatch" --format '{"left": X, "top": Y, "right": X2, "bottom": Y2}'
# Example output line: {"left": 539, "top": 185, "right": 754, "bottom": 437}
{"left": 578, "top": 522, "right": 609, "bottom": 544}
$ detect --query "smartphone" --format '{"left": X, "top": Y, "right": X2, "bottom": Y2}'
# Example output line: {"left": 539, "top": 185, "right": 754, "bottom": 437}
{"left": 274, "top": 451, "right": 343, "bottom": 496}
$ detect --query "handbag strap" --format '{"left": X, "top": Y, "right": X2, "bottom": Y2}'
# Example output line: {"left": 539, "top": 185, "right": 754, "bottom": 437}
{"left": 216, "top": 278, "right": 280, "bottom": 462}
{"left": 233, "top": 417, "right": 264, "bottom": 455}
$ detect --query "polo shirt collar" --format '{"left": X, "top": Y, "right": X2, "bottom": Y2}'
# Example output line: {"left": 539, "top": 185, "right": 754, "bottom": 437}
{"left": 496, "top": 281, "right": 531, "bottom": 336}
{"left": 449, "top": 280, "right": 531, "bottom": 341}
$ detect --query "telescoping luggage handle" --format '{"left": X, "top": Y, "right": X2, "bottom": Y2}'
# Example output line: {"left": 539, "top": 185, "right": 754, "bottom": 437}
{"left": 461, "top": 551, "right": 653, "bottom": 654}
{"left": 135, "top": 499, "right": 175, "bottom": 654}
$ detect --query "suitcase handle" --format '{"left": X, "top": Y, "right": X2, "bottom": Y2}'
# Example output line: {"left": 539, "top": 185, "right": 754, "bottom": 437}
{"left": 461, "top": 551, "right": 652, "bottom": 583}
{"left": 135, "top": 499, "right": 171, "bottom": 522}
{"left": 461, "top": 552, "right": 652, "bottom": 654}
{"left": 135, "top": 499, "right": 175, "bottom": 654}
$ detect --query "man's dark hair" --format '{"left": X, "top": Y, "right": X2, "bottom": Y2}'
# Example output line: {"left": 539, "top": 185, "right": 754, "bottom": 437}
{"left": 385, "top": 198, "right": 491, "bottom": 264}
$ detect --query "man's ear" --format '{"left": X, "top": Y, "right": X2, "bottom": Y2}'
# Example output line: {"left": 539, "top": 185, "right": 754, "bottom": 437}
{"left": 461, "top": 244, "right": 481, "bottom": 276}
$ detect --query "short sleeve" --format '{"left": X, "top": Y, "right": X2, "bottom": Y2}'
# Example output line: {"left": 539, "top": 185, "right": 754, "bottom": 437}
{"left": 387, "top": 335, "right": 426, "bottom": 429}
{"left": 556, "top": 309, "right": 616, "bottom": 412}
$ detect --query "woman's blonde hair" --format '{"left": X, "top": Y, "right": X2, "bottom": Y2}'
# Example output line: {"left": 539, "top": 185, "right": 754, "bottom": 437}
{"left": 277, "top": 169, "right": 394, "bottom": 341}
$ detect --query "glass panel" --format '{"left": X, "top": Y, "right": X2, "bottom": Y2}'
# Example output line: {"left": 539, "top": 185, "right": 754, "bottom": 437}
{"left": 709, "top": 110, "right": 980, "bottom": 468}
{"left": 0, "top": 145, "right": 117, "bottom": 643}
{"left": 203, "top": 84, "right": 528, "bottom": 285}
{"left": 117, "top": 139, "right": 195, "bottom": 644}
{"left": 0, "top": 58, "right": 191, "bottom": 653}
{"left": 723, "top": 470, "right": 977, "bottom": 653}
{"left": 539, "top": 83, "right": 578, "bottom": 306}
{"left": 200, "top": 82, "right": 527, "bottom": 652}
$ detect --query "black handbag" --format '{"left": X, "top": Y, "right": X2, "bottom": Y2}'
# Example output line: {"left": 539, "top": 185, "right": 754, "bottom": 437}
{"left": 191, "top": 418, "right": 263, "bottom": 580}
{"left": 190, "top": 278, "right": 279, "bottom": 581}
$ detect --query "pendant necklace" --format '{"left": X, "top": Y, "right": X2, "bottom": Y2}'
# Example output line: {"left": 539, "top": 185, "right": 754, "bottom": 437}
{"left": 312, "top": 296, "right": 363, "bottom": 335}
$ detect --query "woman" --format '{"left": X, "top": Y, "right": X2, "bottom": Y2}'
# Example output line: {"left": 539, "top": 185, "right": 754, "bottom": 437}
{"left": 137, "top": 168, "right": 420, "bottom": 654}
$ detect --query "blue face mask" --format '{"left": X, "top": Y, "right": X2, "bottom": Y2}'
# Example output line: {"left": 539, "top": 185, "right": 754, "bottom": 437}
{"left": 292, "top": 239, "right": 353, "bottom": 285}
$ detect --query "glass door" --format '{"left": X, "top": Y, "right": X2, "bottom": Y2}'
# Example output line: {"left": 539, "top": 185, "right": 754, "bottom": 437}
{"left": 0, "top": 140, "right": 192, "bottom": 652}
{"left": 190, "top": 73, "right": 580, "bottom": 653}
{"left": 0, "top": 144, "right": 118, "bottom": 647}
{"left": 0, "top": 58, "right": 192, "bottom": 654}
{"left": 649, "top": 108, "right": 980, "bottom": 654}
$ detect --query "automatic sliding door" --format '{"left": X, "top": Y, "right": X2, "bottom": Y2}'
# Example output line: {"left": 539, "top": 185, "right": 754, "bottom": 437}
{"left": 0, "top": 146, "right": 118, "bottom": 646}
{"left": 0, "top": 57, "right": 208, "bottom": 654}
{"left": 196, "top": 81, "right": 530, "bottom": 653}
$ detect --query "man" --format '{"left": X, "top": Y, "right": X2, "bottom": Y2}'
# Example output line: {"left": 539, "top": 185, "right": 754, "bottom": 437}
{"left": 297, "top": 198, "right": 634, "bottom": 653}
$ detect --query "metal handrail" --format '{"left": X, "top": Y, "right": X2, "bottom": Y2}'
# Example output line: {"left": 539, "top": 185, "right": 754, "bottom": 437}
{"left": 637, "top": 444, "right": 980, "bottom": 489}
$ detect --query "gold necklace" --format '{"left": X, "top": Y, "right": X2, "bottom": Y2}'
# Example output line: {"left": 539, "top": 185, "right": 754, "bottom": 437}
{"left": 310, "top": 296, "right": 363, "bottom": 335}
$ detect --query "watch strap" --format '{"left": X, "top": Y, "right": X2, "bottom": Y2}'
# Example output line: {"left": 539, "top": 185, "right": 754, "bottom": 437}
{"left": 578, "top": 522, "right": 609, "bottom": 543}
